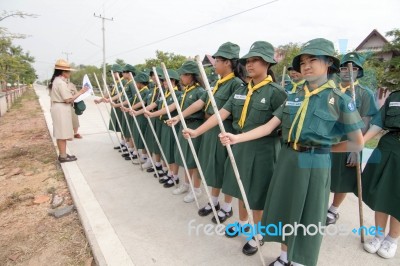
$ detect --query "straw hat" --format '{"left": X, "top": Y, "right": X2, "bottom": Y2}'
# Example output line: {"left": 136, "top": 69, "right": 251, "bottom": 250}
{"left": 54, "top": 59, "right": 75, "bottom": 71}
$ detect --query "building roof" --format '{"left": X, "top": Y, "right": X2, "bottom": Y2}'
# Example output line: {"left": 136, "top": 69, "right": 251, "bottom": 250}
{"left": 202, "top": 54, "right": 215, "bottom": 67}
{"left": 355, "top": 29, "right": 389, "bottom": 52}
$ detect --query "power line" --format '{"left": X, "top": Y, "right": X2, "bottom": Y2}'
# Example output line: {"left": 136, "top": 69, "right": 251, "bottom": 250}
{"left": 94, "top": 12, "right": 113, "bottom": 89}
{"left": 62, "top": 51, "right": 72, "bottom": 61}
{"left": 107, "top": 0, "right": 279, "bottom": 59}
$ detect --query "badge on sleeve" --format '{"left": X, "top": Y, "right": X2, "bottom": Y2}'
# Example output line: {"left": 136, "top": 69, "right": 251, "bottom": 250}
{"left": 348, "top": 102, "right": 355, "bottom": 111}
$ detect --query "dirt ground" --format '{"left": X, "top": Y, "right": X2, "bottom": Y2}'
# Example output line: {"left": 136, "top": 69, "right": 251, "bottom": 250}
{"left": 0, "top": 89, "right": 93, "bottom": 265}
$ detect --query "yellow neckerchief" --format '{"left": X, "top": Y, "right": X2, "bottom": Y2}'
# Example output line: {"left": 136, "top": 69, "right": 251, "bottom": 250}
{"left": 150, "top": 87, "right": 158, "bottom": 104}
{"left": 288, "top": 79, "right": 336, "bottom": 149}
{"left": 339, "top": 80, "right": 359, "bottom": 93}
{"left": 290, "top": 79, "right": 306, "bottom": 93}
{"left": 180, "top": 83, "right": 198, "bottom": 109}
{"left": 160, "top": 86, "right": 178, "bottom": 119}
{"left": 205, "top": 72, "right": 235, "bottom": 112}
{"left": 237, "top": 75, "right": 273, "bottom": 128}
{"left": 111, "top": 77, "right": 125, "bottom": 95}
{"left": 132, "top": 85, "right": 148, "bottom": 105}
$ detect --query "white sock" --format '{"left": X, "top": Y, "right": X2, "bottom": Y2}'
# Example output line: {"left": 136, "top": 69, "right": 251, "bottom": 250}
{"left": 194, "top": 187, "right": 201, "bottom": 193}
{"left": 278, "top": 251, "right": 288, "bottom": 265}
{"left": 173, "top": 175, "right": 179, "bottom": 181}
{"left": 121, "top": 140, "right": 126, "bottom": 145}
{"left": 376, "top": 233, "right": 385, "bottom": 241}
{"left": 128, "top": 148, "right": 134, "bottom": 152}
{"left": 291, "top": 262, "right": 304, "bottom": 266}
{"left": 239, "top": 220, "right": 248, "bottom": 226}
{"left": 205, "top": 196, "right": 219, "bottom": 210}
{"left": 221, "top": 202, "right": 232, "bottom": 212}
{"left": 385, "top": 235, "right": 399, "bottom": 244}
{"left": 329, "top": 205, "right": 338, "bottom": 214}
{"left": 155, "top": 161, "right": 161, "bottom": 167}
{"left": 248, "top": 234, "right": 263, "bottom": 247}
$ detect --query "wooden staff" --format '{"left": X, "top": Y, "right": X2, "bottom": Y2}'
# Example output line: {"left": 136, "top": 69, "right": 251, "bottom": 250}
{"left": 128, "top": 72, "right": 175, "bottom": 184}
{"left": 92, "top": 73, "right": 120, "bottom": 147}
{"left": 152, "top": 67, "right": 200, "bottom": 209}
{"left": 348, "top": 62, "right": 365, "bottom": 243}
{"left": 281, "top": 66, "right": 287, "bottom": 87}
{"left": 161, "top": 63, "right": 221, "bottom": 224}
{"left": 195, "top": 56, "right": 266, "bottom": 266}
{"left": 110, "top": 71, "right": 143, "bottom": 169}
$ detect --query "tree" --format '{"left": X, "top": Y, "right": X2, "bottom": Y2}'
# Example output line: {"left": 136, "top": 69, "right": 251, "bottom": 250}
{"left": 273, "top": 43, "right": 302, "bottom": 83}
{"left": 139, "top": 50, "right": 187, "bottom": 71}
{"left": 381, "top": 29, "right": 400, "bottom": 91}
{"left": 0, "top": 11, "right": 38, "bottom": 39}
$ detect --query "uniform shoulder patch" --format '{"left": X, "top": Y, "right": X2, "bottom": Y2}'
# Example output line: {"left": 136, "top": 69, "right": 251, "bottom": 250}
{"left": 347, "top": 101, "right": 356, "bottom": 111}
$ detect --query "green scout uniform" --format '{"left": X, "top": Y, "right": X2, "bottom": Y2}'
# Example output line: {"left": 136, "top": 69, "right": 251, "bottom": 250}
{"left": 261, "top": 38, "right": 365, "bottom": 266}
{"left": 222, "top": 81, "right": 286, "bottom": 209}
{"left": 131, "top": 84, "right": 150, "bottom": 150}
{"left": 158, "top": 88, "right": 182, "bottom": 163}
{"left": 174, "top": 84, "right": 206, "bottom": 168}
{"left": 120, "top": 80, "right": 136, "bottom": 138}
{"left": 360, "top": 90, "right": 400, "bottom": 221}
{"left": 198, "top": 77, "right": 244, "bottom": 188}
{"left": 331, "top": 83, "right": 378, "bottom": 192}
{"left": 109, "top": 78, "right": 125, "bottom": 132}
{"left": 144, "top": 86, "right": 159, "bottom": 153}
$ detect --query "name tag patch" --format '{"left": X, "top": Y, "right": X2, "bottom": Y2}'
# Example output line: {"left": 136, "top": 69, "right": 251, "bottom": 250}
{"left": 286, "top": 101, "right": 302, "bottom": 106}
{"left": 234, "top": 94, "right": 246, "bottom": 100}
{"left": 389, "top": 102, "right": 400, "bottom": 107}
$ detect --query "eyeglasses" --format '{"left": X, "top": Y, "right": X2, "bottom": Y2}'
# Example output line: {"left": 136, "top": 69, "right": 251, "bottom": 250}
{"left": 339, "top": 67, "right": 359, "bottom": 72}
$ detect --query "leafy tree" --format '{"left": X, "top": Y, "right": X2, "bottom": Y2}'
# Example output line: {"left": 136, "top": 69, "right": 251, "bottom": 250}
{"left": 273, "top": 42, "right": 302, "bottom": 84}
{"left": 140, "top": 50, "right": 187, "bottom": 71}
{"left": 381, "top": 29, "right": 400, "bottom": 91}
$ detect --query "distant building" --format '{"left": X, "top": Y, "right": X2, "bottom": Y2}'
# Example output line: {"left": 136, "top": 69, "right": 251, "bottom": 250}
{"left": 202, "top": 55, "right": 215, "bottom": 67}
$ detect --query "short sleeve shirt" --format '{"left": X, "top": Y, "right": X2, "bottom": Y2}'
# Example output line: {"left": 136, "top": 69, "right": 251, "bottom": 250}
{"left": 371, "top": 90, "right": 400, "bottom": 130}
{"left": 180, "top": 85, "right": 206, "bottom": 120}
{"left": 51, "top": 76, "right": 73, "bottom": 102}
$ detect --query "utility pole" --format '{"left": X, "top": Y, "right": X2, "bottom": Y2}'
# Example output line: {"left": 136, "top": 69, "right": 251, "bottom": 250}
{"left": 94, "top": 12, "right": 113, "bottom": 90}
{"left": 62, "top": 51, "right": 72, "bottom": 61}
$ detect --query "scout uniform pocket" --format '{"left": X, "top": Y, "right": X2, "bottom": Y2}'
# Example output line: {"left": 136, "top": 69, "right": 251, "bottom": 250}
{"left": 309, "top": 110, "right": 336, "bottom": 136}
{"left": 385, "top": 106, "right": 400, "bottom": 128}
{"left": 249, "top": 102, "right": 270, "bottom": 124}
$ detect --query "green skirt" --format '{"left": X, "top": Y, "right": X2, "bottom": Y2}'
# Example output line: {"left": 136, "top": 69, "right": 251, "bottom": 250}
{"left": 144, "top": 117, "right": 157, "bottom": 153}
{"left": 160, "top": 121, "right": 176, "bottom": 164}
{"left": 121, "top": 112, "right": 132, "bottom": 139}
{"left": 174, "top": 120, "right": 203, "bottom": 169}
{"left": 222, "top": 135, "right": 280, "bottom": 210}
{"left": 109, "top": 107, "right": 122, "bottom": 132}
{"left": 359, "top": 133, "right": 400, "bottom": 221}
{"left": 330, "top": 152, "right": 362, "bottom": 192}
{"left": 198, "top": 120, "right": 234, "bottom": 189}
{"left": 132, "top": 114, "right": 148, "bottom": 150}
{"left": 153, "top": 119, "right": 163, "bottom": 154}
{"left": 262, "top": 145, "right": 331, "bottom": 266}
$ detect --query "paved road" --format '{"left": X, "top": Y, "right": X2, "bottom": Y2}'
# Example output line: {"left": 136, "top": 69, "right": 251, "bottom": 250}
{"left": 35, "top": 84, "right": 399, "bottom": 266}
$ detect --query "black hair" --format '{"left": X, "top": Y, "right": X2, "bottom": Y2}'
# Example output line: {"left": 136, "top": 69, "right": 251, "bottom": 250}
{"left": 229, "top": 59, "right": 247, "bottom": 83}
{"left": 48, "top": 69, "right": 64, "bottom": 89}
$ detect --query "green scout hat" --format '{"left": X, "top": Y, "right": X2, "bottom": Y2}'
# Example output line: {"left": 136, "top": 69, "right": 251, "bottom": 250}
{"left": 177, "top": 61, "right": 199, "bottom": 75}
{"left": 340, "top": 52, "right": 364, "bottom": 78}
{"left": 135, "top": 72, "right": 150, "bottom": 83}
{"left": 212, "top": 42, "right": 240, "bottom": 60}
{"left": 110, "top": 64, "right": 123, "bottom": 73}
{"left": 123, "top": 64, "right": 137, "bottom": 75}
{"left": 74, "top": 100, "right": 86, "bottom": 115}
{"left": 149, "top": 66, "right": 163, "bottom": 77}
{"left": 239, "top": 41, "right": 277, "bottom": 65}
{"left": 292, "top": 38, "right": 340, "bottom": 73}
{"left": 287, "top": 65, "right": 294, "bottom": 71}
{"left": 160, "top": 69, "right": 180, "bottom": 81}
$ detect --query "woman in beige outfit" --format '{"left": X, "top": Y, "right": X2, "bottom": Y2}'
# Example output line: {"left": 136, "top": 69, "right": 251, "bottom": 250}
{"left": 48, "top": 59, "right": 88, "bottom": 162}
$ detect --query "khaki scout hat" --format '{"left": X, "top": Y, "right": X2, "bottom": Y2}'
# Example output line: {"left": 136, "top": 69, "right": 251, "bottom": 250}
{"left": 54, "top": 59, "right": 75, "bottom": 71}
{"left": 177, "top": 61, "right": 199, "bottom": 75}
{"left": 292, "top": 38, "right": 340, "bottom": 73}
{"left": 239, "top": 41, "right": 277, "bottom": 65}
{"left": 135, "top": 72, "right": 150, "bottom": 83}
{"left": 340, "top": 52, "right": 364, "bottom": 78}
{"left": 213, "top": 42, "right": 240, "bottom": 60}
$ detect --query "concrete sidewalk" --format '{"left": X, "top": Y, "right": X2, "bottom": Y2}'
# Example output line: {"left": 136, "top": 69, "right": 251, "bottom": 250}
{"left": 35, "top": 84, "right": 399, "bottom": 266}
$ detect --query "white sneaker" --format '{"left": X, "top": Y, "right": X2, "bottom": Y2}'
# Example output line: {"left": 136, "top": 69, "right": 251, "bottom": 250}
{"left": 141, "top": 159, "right": 152, "bottom": 169}
{"left": 172, "top": 184, "right": 189, "bottom": 195}
{"left": 183, "top": 189, "right": 202, "bottom": 203}
{"left": 364, "top": 237, "right": 384, "bottom": 254}
{"left": 377, "top": 239, "right": 397, "bottom": 259}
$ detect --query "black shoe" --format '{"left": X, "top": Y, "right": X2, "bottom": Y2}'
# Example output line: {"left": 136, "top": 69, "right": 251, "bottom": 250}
{"left": 242, "top": 237, "right": 263, "bottom": 256}
{"left": 269, "top": 257, "right": 292, "bottom": 266}
{"left": 154, "top": 170, "right": 166, "bottom": 178}
{"left": 147, "top": 165, "right": 162, "bottom": 173}
{"left": 198, "top": 202, "right": 220, "bottom": 217}
{"left": 163, "top": 178, "right": 179, "bottom": 188}
{"left": 125, "top": 154, "right": 138, "bottom": 160}
{"left": 326, "top": 210, "right": 339, "bottom": 225}
{"left": 114, "top": 146, "right": 121, "bottom": 150}
{"left": 118, "top": 146, "right": 128, "bottom": 153}
{"left": 58, "top": 155, "right": 77, "bottom": 163}
{"left": 121, "top": 153, "right": 130, "bottom": 157}
{"left": 159, "top": 175, "right": 171, "bottom": 184}
{"left": 225, "top": 223, "right": 250, "bottom": 238}
{"left": 66, "top": 154, "right": 76, "bottom": 159}
{"left": 211, "top": 208, "right": 233, "bottom": 224}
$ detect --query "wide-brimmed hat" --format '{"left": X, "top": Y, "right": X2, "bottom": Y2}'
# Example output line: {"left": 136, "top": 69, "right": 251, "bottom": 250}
{"left": 239, "top": 41, "right": 277, "bottom": 65}
{"left": 160, "top": 69, "right": 180, "bottom": 81}
{"left": 149, "top": 67, "right": 163, "bottom": 77}
{"left": 213, "top": 42, "right": 240, "bottom": 60}
{"left": 292, "top": 38, "right": 340, "bottom": 73}
{"left": 135, "top": 72, "right": 150, "bottom": 83}
{"left": 54, "top": 59, "right": 75, "bottom": 71}
{"left": 110, "top": 64, "right": 123, "bottom": 73}
{"left": 177, "top": 61, "right": 199, "bottom": 75}
{"left": 123, "top": 64, "right": 137, "bottom": 75}
{"left": 340, "top": 52, "right": 364, "bottom": 78}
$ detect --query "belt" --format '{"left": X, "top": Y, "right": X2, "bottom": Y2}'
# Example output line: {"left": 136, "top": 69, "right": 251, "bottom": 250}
{"left": 388, "top": 131, "right": 400, "bottom": 136}
{"left": 52, "top": 101, "right": 66, "bottom": 103}
{"left": 185, "top": 118, "right": 203, "bottom": 124}
{"left": 286, "top": 142, "right": 331, "bottom": 154}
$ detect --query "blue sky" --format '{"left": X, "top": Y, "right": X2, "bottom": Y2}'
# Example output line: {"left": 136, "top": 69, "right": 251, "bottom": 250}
{"left": 1, "top": 0, "right": 398, "bottom": 80}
